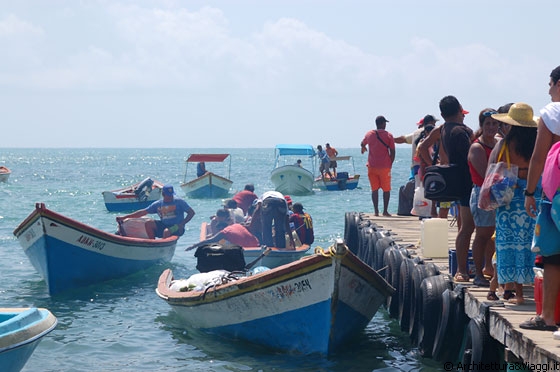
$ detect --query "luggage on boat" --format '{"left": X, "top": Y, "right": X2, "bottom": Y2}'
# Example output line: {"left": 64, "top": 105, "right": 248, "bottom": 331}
{"left": 194, "top": 244, "right": 246, "bottom": 273}
{"left": 398, "top": 179, "right": 415, "bottom": 216}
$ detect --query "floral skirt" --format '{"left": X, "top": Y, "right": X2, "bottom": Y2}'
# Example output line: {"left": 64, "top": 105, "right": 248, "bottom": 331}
{"left": 495, "top": 179, "right": 539, "bottom": 285}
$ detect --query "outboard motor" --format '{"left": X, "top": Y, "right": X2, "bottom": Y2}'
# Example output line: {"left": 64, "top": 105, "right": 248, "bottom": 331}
{"left": 134, "top": 177, "right": 154, "bottom": 201}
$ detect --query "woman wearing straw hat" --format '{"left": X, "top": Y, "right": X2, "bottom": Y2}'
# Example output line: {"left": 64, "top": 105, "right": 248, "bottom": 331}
{"left": 488, "top": 103, "right": 539, "bottom": 306}
{"left": 521, "top": 65, "right": 560, "bottom": 333}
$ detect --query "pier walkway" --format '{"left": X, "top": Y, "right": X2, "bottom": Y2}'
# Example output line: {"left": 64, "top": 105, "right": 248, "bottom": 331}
{"left": 365, "top": 213, "right": 560, "bottom": 368}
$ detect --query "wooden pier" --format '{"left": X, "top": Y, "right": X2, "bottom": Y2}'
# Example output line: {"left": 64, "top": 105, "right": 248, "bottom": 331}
{"left": 364, "top": 213, "right": 560, "bottom": 369}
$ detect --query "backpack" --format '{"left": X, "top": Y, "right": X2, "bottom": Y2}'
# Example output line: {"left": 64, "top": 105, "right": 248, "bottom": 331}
{"left": 542, "top": 141, "right": 560, "bottom": 201}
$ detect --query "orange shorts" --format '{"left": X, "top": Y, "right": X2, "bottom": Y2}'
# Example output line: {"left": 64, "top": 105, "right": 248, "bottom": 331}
{"left": 367, "top": 167, "right": 391, "bottom": 192}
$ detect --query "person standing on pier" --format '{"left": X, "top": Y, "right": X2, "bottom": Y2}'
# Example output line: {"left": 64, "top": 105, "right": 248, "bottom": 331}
{"left": 417, "top": 96, "right": 474, "bottom": 282}
{"left": 361, "top": 115, "right": 396, "bottom": 217}
{"left": 468, "top": 108, "right": 499, "bottom": 287}
{"left": 521, "top": 65, "right": 560, "bottom": 332}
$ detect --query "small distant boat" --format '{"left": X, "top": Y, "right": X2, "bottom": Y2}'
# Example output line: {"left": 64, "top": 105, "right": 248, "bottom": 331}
{"left": 0, "top": 307, "right": 57, "bottom": 372}
{"left": 313, "top": 156, "right": 360, "bottom": 191}
{"left": 102, "top": 177, "right": 164, "bottom": 212}
{"left": 0, "top": 166, "right": 11, "bottom": 183}
{"left": 180, "top": 154, "right": 233, "bottom": 198}
{"left": 270, "top": 144, "right": 315, "bottom": 195}
{"left": 199, "top": 222, "right": 310, "bottom": 268}
{"left": 13, "top": 203, "right": 178, "bottom": 295}
{"left": 156, "top": 241, "right": 394, "bottom": 355}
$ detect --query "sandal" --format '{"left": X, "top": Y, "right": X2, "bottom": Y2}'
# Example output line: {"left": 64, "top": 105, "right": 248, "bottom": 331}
{"left": 520, "top": 316, "right": 558, "bottom": 331}
{"left": 473, "top": 276, "right": 490, "bottom": 287}
{"left": 503, "top": 290, "right": 516, "bottom": 301}
{"left": 487, "top": 291, "right": 499, "bottom": 301}
{"left": 454, "top": 272, "right": 470, "bottom": 283}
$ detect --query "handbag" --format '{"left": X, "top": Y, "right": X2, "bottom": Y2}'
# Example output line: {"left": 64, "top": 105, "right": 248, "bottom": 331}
{"left": 423, "top": 164, "right": 465, "bottom": 202}
{"left": 478, "top": 144, "right": 518, "bottom": 211}
{"left": 532, "top": 201, "right": 560, "bottom": 257}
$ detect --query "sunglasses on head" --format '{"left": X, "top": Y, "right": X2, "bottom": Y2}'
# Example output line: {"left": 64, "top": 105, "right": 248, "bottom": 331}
{"left": 482, "top": 110, "right": 498, "bottom": 117}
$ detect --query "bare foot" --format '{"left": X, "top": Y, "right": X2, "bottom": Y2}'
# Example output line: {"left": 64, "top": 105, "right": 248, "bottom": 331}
{"left": 383, "top": 212, "right": 392, "bottom": 217}
{"left": 374, "top": 213, "right": 379, "bottom": 217}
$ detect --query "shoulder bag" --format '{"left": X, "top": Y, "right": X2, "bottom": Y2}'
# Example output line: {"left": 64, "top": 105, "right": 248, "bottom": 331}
{"left": 477, "top": 144, "right": 518, "bottom": 211}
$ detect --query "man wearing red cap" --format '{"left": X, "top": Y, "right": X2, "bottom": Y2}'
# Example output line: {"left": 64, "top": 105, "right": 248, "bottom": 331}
{"left": 361, "top": 115, "right": 396, "bottom": 217}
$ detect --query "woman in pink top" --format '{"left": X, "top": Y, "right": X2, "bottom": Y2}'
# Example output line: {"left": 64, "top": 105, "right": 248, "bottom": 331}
{"left": 467, "top": 108, "right": 499, "bottom": 288}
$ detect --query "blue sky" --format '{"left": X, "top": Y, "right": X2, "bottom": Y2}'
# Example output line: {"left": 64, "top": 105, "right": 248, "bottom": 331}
{"left": 1, "top": 1, "right": 557, "bottom": 148}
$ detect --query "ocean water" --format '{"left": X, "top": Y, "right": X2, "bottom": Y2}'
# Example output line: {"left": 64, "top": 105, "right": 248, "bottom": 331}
{"left": 0, "top": 148, "right": 444, "bottom": 371}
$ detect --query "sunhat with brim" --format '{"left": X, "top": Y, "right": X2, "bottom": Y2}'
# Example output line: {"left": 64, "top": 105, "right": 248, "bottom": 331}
{"left": 491, "top": 102, "right": 537, "bottom": 127}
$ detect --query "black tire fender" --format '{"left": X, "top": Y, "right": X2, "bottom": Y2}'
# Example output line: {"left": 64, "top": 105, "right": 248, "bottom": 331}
{"left": 461, "top": 315, "right": 501, "bottom": 365}
{"left": 432, "top": 287, "right": 469, "bottom": 362}
{"left": 386, "top": 247, "right": 406, "bottom": 318}
{"left": 416, "top": 274, "right": 453, "bottom": 357}
{"left": 398, "top": 258, "right": 416, "bottom": 332}
{"left": 408, "top": 263, "right": 440, "bottom": 343}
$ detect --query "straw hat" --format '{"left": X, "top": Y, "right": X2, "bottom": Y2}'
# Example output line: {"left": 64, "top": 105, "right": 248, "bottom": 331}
{"left": 491, "top": 102, "right": 537, "bottom": 127}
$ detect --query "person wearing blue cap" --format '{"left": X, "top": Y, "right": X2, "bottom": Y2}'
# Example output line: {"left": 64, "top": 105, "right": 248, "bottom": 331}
{"left": 116, "top": 184, "right": 195, "bottom": 239}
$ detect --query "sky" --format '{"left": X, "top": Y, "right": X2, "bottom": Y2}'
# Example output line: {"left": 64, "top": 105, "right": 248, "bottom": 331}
{"left": 1, "top": 0, "right": 558, "bottom": 148}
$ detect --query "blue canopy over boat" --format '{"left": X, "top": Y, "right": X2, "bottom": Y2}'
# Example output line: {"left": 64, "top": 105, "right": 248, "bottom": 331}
{"left": 275, "top": 144, "right": 315, "bottom": 156}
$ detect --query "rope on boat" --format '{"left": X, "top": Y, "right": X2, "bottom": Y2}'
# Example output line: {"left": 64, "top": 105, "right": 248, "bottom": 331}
{"left": 314, "top": 241, "right": 348, "bottom": 258}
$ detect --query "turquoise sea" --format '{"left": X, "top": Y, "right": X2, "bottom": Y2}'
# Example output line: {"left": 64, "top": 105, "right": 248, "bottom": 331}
{"left": 0, "top": 148, "right": 444, "bottom": 372}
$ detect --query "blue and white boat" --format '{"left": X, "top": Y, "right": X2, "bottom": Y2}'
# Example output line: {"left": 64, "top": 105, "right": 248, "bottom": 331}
{"left": 156, "top": 241, "right": 394, "bottom": 355}
{"left": 180, "top": 154, "right": 233, "bottom": 198}
{"left": 102, "top": 177, "right": 164, "bottom": 212}
{"left": 13, "top": 203, "right": 178, "bottom": 295}
{"left": 313, "top": 156, "right": 360, "bottom": 191}
{"left": 0, "top": 307, "right": 57, "bottom": 372}
{"left": 270, "top": 144, "right": 316, "bottom": 195}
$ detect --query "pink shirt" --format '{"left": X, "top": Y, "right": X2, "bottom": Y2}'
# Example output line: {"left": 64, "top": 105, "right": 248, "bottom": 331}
{"left": 222, "top": 224, "right": 260, "bottom": 247}
{"left": 362, "top": 129, "right": 395, "bottom": 168}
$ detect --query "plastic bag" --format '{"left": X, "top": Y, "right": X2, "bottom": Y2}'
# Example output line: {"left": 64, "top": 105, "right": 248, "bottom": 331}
{"left": 478, "top": 161, "right": 518, "bottom": 211}
{"left": 411, "top": 185, "right": 432, "bottom": 217}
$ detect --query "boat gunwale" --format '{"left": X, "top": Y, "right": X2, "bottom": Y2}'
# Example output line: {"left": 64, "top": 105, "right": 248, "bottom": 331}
{"left": 13, "top": 203, "right": 178, "bottom": 248}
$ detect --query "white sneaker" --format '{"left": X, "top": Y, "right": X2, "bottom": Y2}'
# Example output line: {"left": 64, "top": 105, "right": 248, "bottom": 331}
{"left": 553, "top": 330, "right": 560, "bottom": 340}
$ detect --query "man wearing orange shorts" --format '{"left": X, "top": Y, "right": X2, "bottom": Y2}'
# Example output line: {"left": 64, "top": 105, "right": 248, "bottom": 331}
{"left": 361, "top": 115, "right": 396, "bottom": 216}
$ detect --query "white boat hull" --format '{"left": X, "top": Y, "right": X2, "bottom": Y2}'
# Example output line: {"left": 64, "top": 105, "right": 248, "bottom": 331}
{"left": 271, "top": 165, "right": 314, "bottom": 195}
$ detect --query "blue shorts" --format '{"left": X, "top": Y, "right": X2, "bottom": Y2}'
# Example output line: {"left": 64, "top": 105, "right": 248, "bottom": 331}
{"left": 469, "top": 185, "right": 496, "bottom": 227}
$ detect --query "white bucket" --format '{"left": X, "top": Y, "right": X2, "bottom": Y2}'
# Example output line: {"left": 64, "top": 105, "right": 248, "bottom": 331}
{"left": 421, "top": 218, "right": 448, "bottom": 258}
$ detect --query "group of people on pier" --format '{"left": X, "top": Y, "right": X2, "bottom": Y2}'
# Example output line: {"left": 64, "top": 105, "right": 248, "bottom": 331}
{"left": 360, "top": 65, "right": 560, "bottom": 335}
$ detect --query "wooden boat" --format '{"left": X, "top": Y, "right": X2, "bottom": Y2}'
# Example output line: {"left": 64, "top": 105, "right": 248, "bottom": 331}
{"left": 180, "top": 154, "right": 233, "bottom": 198}
{"left": 13, "top": 203, "right": 178, "bottom": 295}
{"left": 270, "top": 144, "right": 315, "bottom": 195}
{"left": 313, "top": 156, "right": 360, "bottom": 191}
{"left": 0, "top": 307, "right": 57, "bottom": 372}
{"left": 102, "top": 177, "right": 164, "bottom": 212}
{"left": 199, "top": 222, "right": 310, "bottom": 268}
{"left": 0, "top": 166, "right": 11, "bottom": 183}
{"left": 156, "top": 241, "right": 394, "bottom": 355}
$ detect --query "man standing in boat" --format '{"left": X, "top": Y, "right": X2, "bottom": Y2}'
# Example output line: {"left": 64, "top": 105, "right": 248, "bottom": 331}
{"left": 361, "top": 115, "right": 396, "bottom": 217}
{"left": 257, "top": 190, "right": 295, "bottom": 249}
{"left": 116, "top": 184, "right": 195, "bottom": 239}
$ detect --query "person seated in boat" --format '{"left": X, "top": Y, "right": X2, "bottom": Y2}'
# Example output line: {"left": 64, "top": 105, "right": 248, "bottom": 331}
{"left": 289, "top": 202, "right": 314, "bottom": 245}
{"left": 295, "top": 159, "right": 302, "bottom": 167}
{"left": 116, "top": 185, "right": 195, "bottom": 239}
{"left": 224, "top": 199, "right": 245, "bottom": 223}
{"left": 316, "top": 145, "right": 334, "bottom": 180}
{"left": 186, "top": 222, "right": 261, "bottom": 251}
{"left": 196, "top": 162, "right": 207, "bottom": 177}
{"left": 232, "top": 183, "right": 258, "bottom": 215}
{"left": 209, "top": 208, "right": 232, "bottom": 235}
